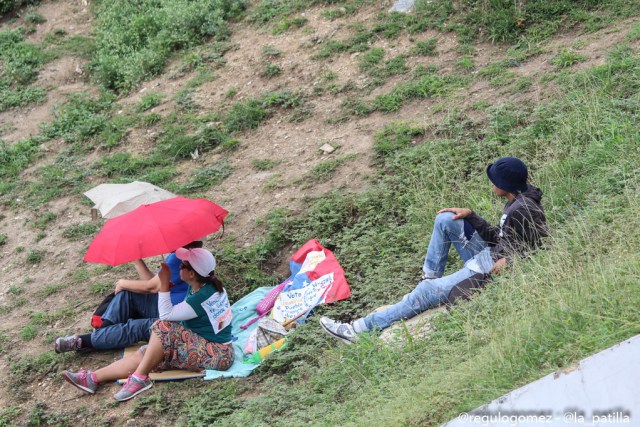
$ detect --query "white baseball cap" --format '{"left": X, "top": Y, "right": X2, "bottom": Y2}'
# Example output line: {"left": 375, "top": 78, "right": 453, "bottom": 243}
{"left": 175, "top": 247, "right": 216, "bottom": 277}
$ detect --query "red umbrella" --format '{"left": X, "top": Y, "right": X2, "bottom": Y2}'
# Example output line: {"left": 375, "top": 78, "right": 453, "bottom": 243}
{"left": 84, "top": 197, "right": 228, "bottom": 266}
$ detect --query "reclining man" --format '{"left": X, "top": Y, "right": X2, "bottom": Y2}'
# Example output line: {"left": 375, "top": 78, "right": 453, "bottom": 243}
{"left": 320, "top": 157, "right": 548, "bottom": 343}
{"left": 54, "top": 241, "right": 203, "bottom": 353}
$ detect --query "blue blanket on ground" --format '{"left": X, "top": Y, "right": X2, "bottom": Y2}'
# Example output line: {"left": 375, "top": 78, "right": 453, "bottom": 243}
{"left": 204, "top": 286, "right": 274, "bottom": 380}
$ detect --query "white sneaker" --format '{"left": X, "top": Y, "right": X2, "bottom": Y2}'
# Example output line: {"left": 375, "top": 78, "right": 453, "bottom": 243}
{"left": 319, "top": 317, "right": 359, "bottom": 344}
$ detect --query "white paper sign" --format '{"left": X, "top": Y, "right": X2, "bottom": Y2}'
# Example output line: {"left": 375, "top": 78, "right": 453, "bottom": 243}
{"left": 201, "top": 290, "right": 232, "bottom": 334}
{"left": 299, "top": 250, "right": 326, "bottom": 274}
{"left": 271, "top": 273, "right": 334, "bottom": 323}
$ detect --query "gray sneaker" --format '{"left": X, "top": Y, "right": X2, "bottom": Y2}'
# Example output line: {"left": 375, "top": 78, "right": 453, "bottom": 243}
{"left": 114, "top": 374, "right": 153, "bottom": 402}
{"left": 319, "top": 317, "right": 359, "bottom": 344}
{"left": 54, "top": 335, "right": 82, "bottom": 353}
{"left": 61, "top": 370, "right": 98, "bottom": 394}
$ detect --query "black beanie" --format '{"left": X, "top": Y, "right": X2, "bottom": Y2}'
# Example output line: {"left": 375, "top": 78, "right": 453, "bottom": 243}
{"left": 486, "top": 157, "right": 528, "bottom": 193}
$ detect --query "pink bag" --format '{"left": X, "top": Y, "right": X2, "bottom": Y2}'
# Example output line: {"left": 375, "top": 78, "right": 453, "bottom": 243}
{"left": 240, "top": 281, "right": 288, "bottom": 330}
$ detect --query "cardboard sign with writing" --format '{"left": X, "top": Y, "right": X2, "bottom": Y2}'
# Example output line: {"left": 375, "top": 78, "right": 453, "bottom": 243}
{"left": 271, "top": 273, "right": 334, "bottom": 323}
{"left": 201, "top": 290, "right": 232, "bottom": 334}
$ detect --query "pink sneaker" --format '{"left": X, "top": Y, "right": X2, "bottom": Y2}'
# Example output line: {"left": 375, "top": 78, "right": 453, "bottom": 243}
{"left": 61, "top": 370, "right": 98, "bottom": 394}
{"left": 113, "top": 374, "right": 152, "bottom": 401}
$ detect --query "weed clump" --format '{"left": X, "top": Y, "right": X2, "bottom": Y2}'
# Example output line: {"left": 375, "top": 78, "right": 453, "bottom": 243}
{"left": 176, "top": 162, "right": 233, "bottom": 194}
{"left": 62, "top": 222, "right": 100, "bottom": 241}
{"left": 0, "top": 28, "right": 51, "bottom": 111}
{"left": 552, "top": 49, "right": 588, "bottom": 68}
{"left": 136, "top": 92, "right": 165, "bottom": 112}
{"left": 91, "top": 0, "right": 246, "bottom": 92}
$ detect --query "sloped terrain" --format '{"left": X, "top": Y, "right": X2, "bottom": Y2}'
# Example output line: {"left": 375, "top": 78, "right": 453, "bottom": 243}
{"left": 1, "top": 0, "right": 639, "bottom": 425}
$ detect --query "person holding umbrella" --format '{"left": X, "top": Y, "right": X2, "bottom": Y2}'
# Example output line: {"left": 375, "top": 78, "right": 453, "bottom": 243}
{"left": 55, "top": 196, "right": 229, "bottom": 354}
{"left": 54, "top": 241, "right": 203, "bottom": 353}
{"left": 61, "top": 247, "right": 234, "bottom": 401}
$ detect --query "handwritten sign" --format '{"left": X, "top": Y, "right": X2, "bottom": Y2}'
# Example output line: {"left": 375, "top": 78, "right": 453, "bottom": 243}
{"left": 201, "top": 290, "right": 232, "bottom": 334}
{"left": 299, "top": 250, "right": 326, "bottom": 274}
{"left": 271, "top": 273, "right": 334, "bottom": 323}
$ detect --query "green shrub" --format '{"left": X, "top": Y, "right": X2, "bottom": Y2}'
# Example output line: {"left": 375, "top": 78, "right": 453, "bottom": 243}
{"left": 19, "top": 160, "right": 87, "bottom": 206}
{"left": 177, "top": 162, "right": 232, "bottom": 194}
{"left": 7, "top": 285, "right": 22, "bottom": 295}
{"left": 272, "top": 16, "right": 307, "bottom": 34}
{"left": 94, "top": 152, "right": 168, "bottom": 178}
{"left": 456, "top": 0, "right": 640, "bottom": 43}
{"left": 38, "top": 283, "right": 65, "bottom": 298}
{"left": 224, "top": 100, "right": 266, "bottom": 133}
{"left": 552, "top": 49, "right": 588, "bottom": 68}
{"left": 181, "top": 382, "right": 245, "bottom": 423}
{"left": 457, "top": 55, "right": 475, "bottom": 70}
{"left": 0, "top": 28, "right": 51, "bottom": 85}
{"left": 136, "top": 92, "right": 165, "bottom": 112}
{"left": 410, "top": 37, "right": 438, "bottom": 56}
{"left": 9, "top": 351, "right": 65, "bottom": 382}
{"left": 0, "top": 407, "right": 20, "bottom": 427}
{"left": 0, "top": 233, "right": 7, "bottom": 245}
{"left": 34, "top": 211, "right": 56, "bottom": 230}
{"left": 26, "top": 249, "right": 44, "bottom": 263}
{"left": 0, "top": 82, "right": 47, "bottom": 112}
{"left": 174, "top": 88, "right": 200, "bottom": 111}
{"left": 261, "top": 45, "right": 281, "bottom": 57}
{"left": 0, "top": 0, "right": 40, "bottom": 15}
{"left": 62, "top": 222, "right": 100, "bottom": 240}
{"left": 24, "top": 10, "right": 46, "bottom": 24}
{"left": 374, "top": 121, "right": 425, "bottom": 158}
{"left": 0, "top": 137, "right": 41, "bottom": 178}
{"left": 252, "top": 158, "right": 280, "bottom": 171}
{"left": 20, "top": 324, "right": 37, "bottom": 340}
{"left": 90, "top": 281, "right": 112, "bottom": 295}
{"left": 306, "top": 154, "right": 357, "bottom": 183}
{"left": 155, "top": 124, "right": 231, "bottom": 159}
{"left": 262, "top": 62, "right": 282, "bottom": 78}
{"left": 41, "top": 94, "right": 115, "bottom": 145}
{"left": 91, "top": 0, "right": 246, "bottom": 92}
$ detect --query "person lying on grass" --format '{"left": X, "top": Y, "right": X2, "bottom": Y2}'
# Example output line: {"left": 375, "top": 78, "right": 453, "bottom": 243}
{"left": 60, "top": 248, "right": 234, "bottom": 401}
{"left": 320, "top": 156, "right": 548, "bottom": 343}
{"left": 54, "top": 241, "right": 203, "bottom": 354}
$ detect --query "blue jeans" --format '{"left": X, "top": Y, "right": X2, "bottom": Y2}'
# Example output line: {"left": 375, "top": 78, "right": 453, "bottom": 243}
{"left": 422, "top": 212, "right": 488, "bottom": 278}
{"left": 90, "top": 291, "right": 159, "bottom": 350}
{"left": 354, "top": 213, "right": 492, "bottom": 332}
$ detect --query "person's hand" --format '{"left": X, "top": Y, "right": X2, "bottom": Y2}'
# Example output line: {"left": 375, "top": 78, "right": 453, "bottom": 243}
{"left": 158, "top": 262, "right": 172, "bottom": 292}
{"left": 437, "top": 207, "right": 472, "bottom": 220}
{"left": 114, "top": 280, "right": 124, "bottom": 294}
{"left": 489, "top": 257, "right": 507, "bottom": 274}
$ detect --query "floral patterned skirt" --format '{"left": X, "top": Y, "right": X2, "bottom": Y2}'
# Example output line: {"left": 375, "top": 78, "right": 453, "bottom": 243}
{"left": 141, "top": 320, "right": 234, "bottom": 372}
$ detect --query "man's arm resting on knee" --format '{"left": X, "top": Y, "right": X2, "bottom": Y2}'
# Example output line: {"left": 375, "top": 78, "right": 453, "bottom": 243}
{"left": 115, "top": 275, "right": 161, "bottom": 294}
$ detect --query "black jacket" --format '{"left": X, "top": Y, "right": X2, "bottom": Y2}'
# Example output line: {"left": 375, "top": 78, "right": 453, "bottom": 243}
{"left": 466, "top": 185, "right": 548, "bottom": 262}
